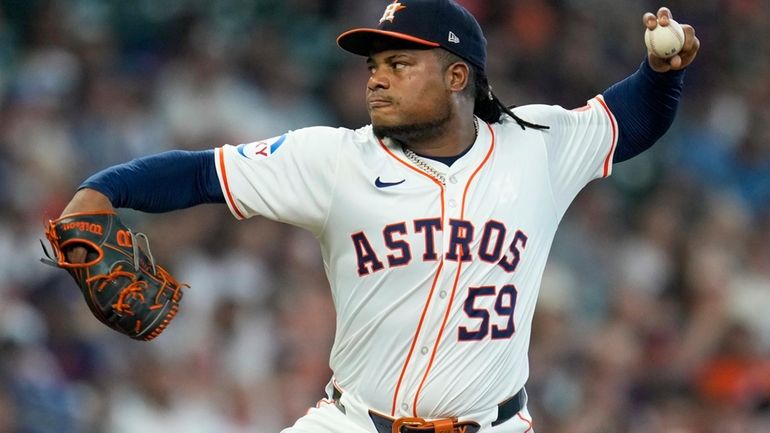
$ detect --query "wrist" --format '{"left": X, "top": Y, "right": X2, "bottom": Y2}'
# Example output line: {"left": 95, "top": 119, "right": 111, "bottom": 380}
{"left": 641, "top": 57, "right": 686, "bottom": 84}
{"left": 61, "top": 188, "right": 115, "bottom": 216}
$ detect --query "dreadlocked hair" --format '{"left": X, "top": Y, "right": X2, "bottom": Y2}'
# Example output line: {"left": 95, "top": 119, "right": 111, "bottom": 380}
{"left": 472, "top": 69, "right": 549, "bottom": 130}
{"left": 435, "top": 48, "right": 548, "bottom": 130}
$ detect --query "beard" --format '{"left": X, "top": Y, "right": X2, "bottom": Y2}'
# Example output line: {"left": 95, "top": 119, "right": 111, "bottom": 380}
{"left": 372, "top": 105, "right": 453, "bottom": 144}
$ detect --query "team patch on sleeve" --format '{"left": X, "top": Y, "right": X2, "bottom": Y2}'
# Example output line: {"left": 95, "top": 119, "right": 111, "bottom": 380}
{"left": 236, "top": 134, "right": 287, "bottom": 160}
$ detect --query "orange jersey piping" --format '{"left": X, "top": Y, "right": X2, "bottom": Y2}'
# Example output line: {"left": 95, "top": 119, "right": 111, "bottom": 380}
{"left": 596, "top": 96, "right": 618, "bottom": 178}
{"left": 411, "top": 122, "right": 496, "bottom": 416}
{"left": 216, "top": 147, "right": 246, "bottom": 220}
{"left": 377, "top": 139, "right": 446, "bottom": 416}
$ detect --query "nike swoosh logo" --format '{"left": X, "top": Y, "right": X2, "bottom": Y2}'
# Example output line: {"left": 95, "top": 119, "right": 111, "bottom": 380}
{"left": 375, "top": 177, "right": 406, "bottom": 188}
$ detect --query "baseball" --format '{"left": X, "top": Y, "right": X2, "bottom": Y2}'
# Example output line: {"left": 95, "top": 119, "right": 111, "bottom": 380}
{"left": 645, "top": 19, "right": 685, "bottom": 58}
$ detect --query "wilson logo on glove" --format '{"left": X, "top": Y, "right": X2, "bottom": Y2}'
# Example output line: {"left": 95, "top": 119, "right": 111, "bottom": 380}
{"left": 60, "top": 221, "right": 103, "bottom": 235}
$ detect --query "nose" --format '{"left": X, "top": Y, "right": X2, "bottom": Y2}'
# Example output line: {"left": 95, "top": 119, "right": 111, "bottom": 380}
{"left": 367, "top": 68, "right": 390, "bottom": 91}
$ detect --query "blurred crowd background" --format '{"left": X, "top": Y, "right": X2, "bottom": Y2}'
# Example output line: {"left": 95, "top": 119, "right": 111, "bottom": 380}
{"left": 0, "top": 0, "right": 768, "bottom": 432}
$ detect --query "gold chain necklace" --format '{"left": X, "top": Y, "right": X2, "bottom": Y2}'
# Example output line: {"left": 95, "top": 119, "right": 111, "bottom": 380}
{"left": 402, "top": 118, "right": 478, "bottom": 186}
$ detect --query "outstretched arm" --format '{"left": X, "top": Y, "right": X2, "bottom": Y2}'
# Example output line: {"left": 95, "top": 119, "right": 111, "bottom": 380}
{"left": 59, "top": 150, "right": 224, "bottom": 262}
{"left": 604, "top": 7, "right": 700, "bottom": 163}
{"left": 75, "top": 150, "right": 224, "bottom": 213}
{"left": 62, "top": 149, "right": 224, "bottom": 216}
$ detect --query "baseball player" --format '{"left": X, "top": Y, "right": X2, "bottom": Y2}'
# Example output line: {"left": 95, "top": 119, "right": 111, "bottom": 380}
{"left": 57, "top": 1, "right": 699, "bottom": 432}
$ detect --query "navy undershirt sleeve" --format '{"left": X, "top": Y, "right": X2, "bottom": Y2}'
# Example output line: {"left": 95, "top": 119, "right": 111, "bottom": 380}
{"left": 79, "top": 149, "right": 225, "bottom": 212}
{"left": 603, "top": 58, "right": 685, "bottom": 163}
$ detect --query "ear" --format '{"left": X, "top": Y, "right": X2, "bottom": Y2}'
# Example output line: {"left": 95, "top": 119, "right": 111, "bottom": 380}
{"left": 445, "top": 62, "right": 470, "bottom": 93}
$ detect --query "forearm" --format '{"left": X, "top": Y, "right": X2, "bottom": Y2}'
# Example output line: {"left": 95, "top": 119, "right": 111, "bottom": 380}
{"left": 77, "top": 149, "right": 225, "bottom": 213}
{"left": 603, "top": 58, "right": 685, "bottom": 163}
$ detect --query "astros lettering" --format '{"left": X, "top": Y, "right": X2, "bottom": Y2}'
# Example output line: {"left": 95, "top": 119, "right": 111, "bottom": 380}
{"left": 351, "top": 217, "right": 528, "bottom": 276}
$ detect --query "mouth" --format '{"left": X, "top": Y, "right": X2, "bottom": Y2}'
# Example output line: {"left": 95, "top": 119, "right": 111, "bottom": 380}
{"left": 367, "top": 96, "right": 393, "bottom": 109}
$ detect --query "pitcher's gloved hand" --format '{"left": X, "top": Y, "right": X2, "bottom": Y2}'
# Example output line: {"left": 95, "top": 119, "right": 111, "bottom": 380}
{"left": 41, "top": 212, "right": 187, "bottom": 341}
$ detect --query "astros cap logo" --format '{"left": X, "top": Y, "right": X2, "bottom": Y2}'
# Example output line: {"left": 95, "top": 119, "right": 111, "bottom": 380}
{"left": 379, "top": 1, "right": 406, "bottom": 23}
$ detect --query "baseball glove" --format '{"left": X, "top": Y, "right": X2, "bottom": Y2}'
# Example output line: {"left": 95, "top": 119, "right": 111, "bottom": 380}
{"left": 41, "top": 211, "right": 187, "bottom": 341}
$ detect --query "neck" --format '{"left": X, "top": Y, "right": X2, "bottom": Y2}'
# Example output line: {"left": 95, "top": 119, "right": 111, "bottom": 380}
{"left": 399, "top": 116, "right": 478, "bottom": 158}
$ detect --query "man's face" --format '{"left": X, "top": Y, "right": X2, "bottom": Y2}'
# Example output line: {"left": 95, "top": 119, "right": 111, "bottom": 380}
{"left": 365, "top": 47, "right": 454, "bottom": 142}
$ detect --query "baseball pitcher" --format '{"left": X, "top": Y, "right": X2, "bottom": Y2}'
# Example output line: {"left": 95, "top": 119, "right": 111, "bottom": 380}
{"left": 46, "top": 1, "right": 699, "bottom": 432}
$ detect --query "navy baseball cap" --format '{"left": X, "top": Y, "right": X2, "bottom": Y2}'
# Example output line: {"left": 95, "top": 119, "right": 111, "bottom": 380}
{"left": 337, "top": 0, "right": 487, "bottom": 72}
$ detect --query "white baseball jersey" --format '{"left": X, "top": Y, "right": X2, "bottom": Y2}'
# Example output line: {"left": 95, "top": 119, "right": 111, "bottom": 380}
{"left": 214, "top": 95, "right": 617, "bottom": 430}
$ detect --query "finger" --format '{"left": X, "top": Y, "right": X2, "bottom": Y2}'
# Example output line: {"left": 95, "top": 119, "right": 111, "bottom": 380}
{"left": 690, "top": 35, "right": 700, "bottom": 56}
{"left": 66, "top": 247, "right": 87, "bottom": 264}
{"left": 657, "top": 7, "right": 672, "bottom": 22}
{"left": 678, "top": 35, "right": 700, "bottom": 68}
{"left": 669, "top": 54, "right": 682, "bottom": 69}
{"left": 643, "top": 12, "right": 658, "bottom": 30}
{"left": 681, "top": 24, "right": 696, "bottom": 52}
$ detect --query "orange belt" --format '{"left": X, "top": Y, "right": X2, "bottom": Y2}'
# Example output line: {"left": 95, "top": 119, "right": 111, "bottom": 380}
{"left": 332, "top": 387, "right": 526, "bottom": 433}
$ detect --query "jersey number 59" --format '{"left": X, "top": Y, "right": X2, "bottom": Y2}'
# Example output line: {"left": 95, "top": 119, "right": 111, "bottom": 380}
{"left": 458, "top": 284, "right": 518, "bottom": 341}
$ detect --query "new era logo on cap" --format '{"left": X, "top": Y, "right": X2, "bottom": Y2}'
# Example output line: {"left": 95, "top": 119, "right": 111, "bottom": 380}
{"left": 448, "top": 31, "right": 460, "bottom": 43}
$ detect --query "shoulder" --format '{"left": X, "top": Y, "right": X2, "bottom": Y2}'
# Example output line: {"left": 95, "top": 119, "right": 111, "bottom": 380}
{"left": 505, "top": 97, "right": 612, "bottom": 130}
{"left": 490, "top": 106, "right": 561, "bottom": 139}
{"left": 510, "top": 104, "right": 568, "bottom": 124}
{"left": 488, "top": 104, "right": 567, "bottom": 138}
{"left": 237, "top": 125, "right": 373, "bottom": 158}
{"left": 287, "top": 125, "right": 354, "bottom": 142}
{"left": 287, "top": 125, "right": 375, "bottom": 146}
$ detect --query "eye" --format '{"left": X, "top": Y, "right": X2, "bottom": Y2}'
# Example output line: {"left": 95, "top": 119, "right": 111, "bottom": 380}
{"left": 392, "top": 62, "right": 407, "bottom": 70}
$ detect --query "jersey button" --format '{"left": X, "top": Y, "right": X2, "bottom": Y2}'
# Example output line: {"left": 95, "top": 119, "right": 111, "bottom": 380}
{"left": 448, "top": 199, "right": 457, "bottom": 208}
{"left": 449, "top": 176, "right": 458, "bottom": 184}
{"left": 401, "top": 403, "right": 409, "bottom": 411}
{"left": 420, "top": 346, "right": 429, "bottom": 355}
{"left": 439, "top": 290, "right": 447, "bottom": 299}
